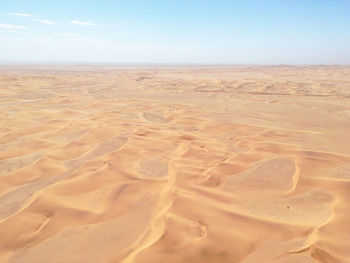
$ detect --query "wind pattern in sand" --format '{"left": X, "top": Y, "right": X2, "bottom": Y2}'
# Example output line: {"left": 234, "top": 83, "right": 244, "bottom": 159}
{"left": 0, "top": 66, "right": 350, "bottom": 263}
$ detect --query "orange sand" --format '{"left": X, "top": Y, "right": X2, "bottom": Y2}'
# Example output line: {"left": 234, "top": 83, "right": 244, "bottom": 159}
{"left": 0, "top": 65, "right": 350, "bottom": 263}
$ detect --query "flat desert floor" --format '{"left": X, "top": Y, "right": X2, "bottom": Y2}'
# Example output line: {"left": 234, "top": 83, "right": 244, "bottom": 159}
{"left": 0, "top": 65, "right": 350, "bottom": 263}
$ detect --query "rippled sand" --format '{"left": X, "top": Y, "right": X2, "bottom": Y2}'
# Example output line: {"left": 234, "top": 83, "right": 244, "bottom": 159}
{"left": 0, "top": 65, "right": 350, "bottom": 263}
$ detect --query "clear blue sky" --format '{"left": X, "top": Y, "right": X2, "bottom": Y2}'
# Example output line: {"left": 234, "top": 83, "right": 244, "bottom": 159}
{"left": 1, "top": 0, "right": 349, "bottom": 64}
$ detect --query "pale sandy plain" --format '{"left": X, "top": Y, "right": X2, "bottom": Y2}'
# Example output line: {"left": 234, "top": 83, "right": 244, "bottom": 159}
{"left": 0, "top": 65, "right": 350, "bottom": 263}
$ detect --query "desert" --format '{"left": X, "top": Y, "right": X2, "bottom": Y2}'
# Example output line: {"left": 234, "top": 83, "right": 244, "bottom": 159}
{"left": 0, "top": 65, "right": 350, "bottom": 263}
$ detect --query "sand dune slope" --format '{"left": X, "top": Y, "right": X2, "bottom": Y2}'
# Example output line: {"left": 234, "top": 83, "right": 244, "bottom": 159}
{"left": 0, "top": 66, "right": 350, "bottom": 263}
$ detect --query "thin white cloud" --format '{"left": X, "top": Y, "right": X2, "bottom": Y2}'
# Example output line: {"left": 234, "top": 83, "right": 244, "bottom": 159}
{"left": 69, "top": 20, "right": 96, "bottom": 26}
{"left": 5, "top": 12, "right": 32, "bottom": 17}
{"left": 57, "top": 33, "right": 79, "bottom": 37}
{"left": 0, "top": 29, "right": 25, "bottom": 33}
{"left": 0, "top": 23, "right": 28, "bottom": 30}
{"left": 32, "top": 18, "right": 57, "bottom": 25}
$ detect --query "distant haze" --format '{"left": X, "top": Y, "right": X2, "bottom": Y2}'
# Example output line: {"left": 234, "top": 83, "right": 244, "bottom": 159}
{"left": 1, "top": 0, "right": 350, "bottom": 64}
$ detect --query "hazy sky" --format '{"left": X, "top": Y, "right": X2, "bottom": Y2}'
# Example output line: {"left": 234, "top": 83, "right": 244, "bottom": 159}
{"left": 1, "top": 0, "right": 350, "bottom": 64}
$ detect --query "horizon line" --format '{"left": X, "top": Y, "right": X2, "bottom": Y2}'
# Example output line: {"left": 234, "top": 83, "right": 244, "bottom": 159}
{"left": 0, "top": 61, "right": 349, "bottom": 67}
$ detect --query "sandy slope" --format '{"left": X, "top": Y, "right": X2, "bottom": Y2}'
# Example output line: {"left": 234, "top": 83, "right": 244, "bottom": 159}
{"left": 0, "top": 65, "right": 349, "bottom": 263}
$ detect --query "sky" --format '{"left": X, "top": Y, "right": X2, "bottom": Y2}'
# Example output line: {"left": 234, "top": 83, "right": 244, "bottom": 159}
{"left": 0, "top": 0, "right": 350, "bottom": 64}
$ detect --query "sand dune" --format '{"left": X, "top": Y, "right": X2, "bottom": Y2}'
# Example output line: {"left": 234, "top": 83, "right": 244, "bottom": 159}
{"left": 0, "top": 65, "right": 350, "bottom": 262}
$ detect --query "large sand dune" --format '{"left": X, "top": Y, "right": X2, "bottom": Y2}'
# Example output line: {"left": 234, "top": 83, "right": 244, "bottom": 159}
{"left": 0, "top": 65, "right": 349, "bottom": 263}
